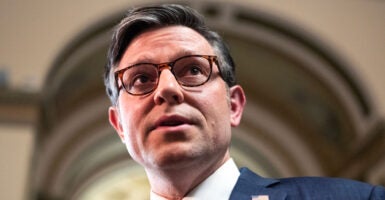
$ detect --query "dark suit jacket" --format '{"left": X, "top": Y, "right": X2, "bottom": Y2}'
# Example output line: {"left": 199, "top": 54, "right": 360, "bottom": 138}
{"left": 229, "top": 168, "right": 385, "bottom": 200}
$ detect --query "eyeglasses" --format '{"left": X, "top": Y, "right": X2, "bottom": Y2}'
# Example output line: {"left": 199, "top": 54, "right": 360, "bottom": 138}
{"left": 115, "top": 55, "right": 218, "bottom": 96}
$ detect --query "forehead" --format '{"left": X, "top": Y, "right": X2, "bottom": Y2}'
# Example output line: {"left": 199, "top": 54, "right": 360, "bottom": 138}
{"left": 118, "top": 26, "right": 215, "bottom": 68}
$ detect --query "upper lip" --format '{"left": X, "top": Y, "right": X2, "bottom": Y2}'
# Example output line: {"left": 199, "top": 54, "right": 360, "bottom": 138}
{"left": 152, "top": 114, "right": 192, "bottom": 130}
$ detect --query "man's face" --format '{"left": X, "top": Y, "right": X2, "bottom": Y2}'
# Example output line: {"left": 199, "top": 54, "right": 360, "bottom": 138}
{"left": 109, "top": 26, "right": 245, "bottom": 170}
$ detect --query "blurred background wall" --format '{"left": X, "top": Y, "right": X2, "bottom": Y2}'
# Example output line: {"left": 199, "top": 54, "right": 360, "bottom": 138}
{"left": 1, "top": 0, "right": 384, "bottom": 199}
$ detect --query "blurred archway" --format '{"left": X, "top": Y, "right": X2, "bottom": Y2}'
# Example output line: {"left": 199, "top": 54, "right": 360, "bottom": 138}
{"left": 33, "top": 1, "right": 385, "bottom": 199}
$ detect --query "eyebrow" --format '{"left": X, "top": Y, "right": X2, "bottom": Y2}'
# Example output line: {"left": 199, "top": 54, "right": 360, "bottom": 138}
{"left": 128, "top": 50, "right": 200, "bottom": 65}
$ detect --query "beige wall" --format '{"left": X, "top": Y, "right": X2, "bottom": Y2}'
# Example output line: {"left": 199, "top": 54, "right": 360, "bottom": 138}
{"left": 1, "top": 0, "right": 384, "bottom": 199}
{"left": 1, "top": 0, "right": 385, "bottom": 112}
{"left": 0, "top": 125, "right": 34, "bottom": 200}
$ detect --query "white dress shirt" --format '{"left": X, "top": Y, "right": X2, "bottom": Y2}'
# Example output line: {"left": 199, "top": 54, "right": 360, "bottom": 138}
{"left": 150, "top": 158, "right": 240, "bottom": 200}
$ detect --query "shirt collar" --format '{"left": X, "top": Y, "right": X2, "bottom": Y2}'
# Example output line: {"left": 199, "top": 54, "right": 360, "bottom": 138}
{"left": 150, "top": 158, "right": 240, "bottom": 200}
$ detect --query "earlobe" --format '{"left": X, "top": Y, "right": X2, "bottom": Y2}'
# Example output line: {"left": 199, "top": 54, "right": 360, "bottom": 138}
{"left": 229, "top": 85, "right": 246, "bottom": 127}
{"left": 108, "top": 106, "right": 125, "bottom": 142}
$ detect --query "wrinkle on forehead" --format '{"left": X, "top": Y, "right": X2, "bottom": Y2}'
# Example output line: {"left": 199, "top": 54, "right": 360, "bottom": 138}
{"left": 128, "top": 49, "right": 200, "bottom": 65}
{"left": 120, "top": 26, "right": 215, "bottom": 66}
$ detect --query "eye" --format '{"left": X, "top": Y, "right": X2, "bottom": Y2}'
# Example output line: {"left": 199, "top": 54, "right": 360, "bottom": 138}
{"left": 173, "top": 56, "right": 211, "bottom": 86}
{"left": 187, "top": 65, "right": 204, "bottom": 76}
{"left": 132, "top": 74, "right": 150, "bottom": 85}
{"left": 175, "top": 63, "right": 206, "bottom": 80}
{"left": 130, "top": 73, "right": 156, "bottom": 88}
{"left": 122, "top": 64, "right": 158, "bottom": 94}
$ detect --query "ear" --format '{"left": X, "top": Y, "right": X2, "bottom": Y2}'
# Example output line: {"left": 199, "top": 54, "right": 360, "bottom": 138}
{"left": 108, "top": 106, "right": 125, "bottom": 142}
{"left": 229, "top": 85, "right": 246, "bottom": 127}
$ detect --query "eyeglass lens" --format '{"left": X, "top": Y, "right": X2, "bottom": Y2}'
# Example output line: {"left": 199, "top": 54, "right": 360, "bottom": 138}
{"left": 120, "top": 55, "right": 213, "bottom": 95}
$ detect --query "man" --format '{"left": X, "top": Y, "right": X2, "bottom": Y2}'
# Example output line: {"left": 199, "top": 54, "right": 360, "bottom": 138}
{"left": 104, "top": 4, "right": 385, "bottom": 200}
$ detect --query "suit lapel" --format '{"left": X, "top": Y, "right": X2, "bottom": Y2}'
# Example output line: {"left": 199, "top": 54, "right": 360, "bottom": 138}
{"left": 229, "top": 168, "right": 287, "bottom": 200}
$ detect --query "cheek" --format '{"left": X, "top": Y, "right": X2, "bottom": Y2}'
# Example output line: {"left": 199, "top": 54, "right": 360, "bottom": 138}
{"left": 118, "top": 98, "right": 146, "bottom": 131}
{"left": 206, "top": 88, "right": 231, "bottom": 117}
{"left": 117, "top": 94, "right": 155, "bottom": 143}
{"left": 118, "top": 102, "right": 145, "bottom": 152}
{"left": 199, "top": 89, "right": 232, "bottom": 130}
{"left": 121, "top": 119, "right": 146, "bottom": 163}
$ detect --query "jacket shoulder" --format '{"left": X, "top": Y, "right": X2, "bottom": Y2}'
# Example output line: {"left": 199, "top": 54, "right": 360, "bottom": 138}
{"left": 276, "top": 176, "right": 385, "bottom": 200}
{"left": 234, "top": 168, "right": 385, "bottom": 200}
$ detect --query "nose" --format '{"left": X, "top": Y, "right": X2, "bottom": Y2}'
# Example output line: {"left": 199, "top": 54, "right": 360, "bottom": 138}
{"left": 153, "top": 69, "right": 184, "bottom": 105}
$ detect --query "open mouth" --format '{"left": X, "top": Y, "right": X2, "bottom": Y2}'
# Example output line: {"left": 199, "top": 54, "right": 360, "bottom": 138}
{"left": 160, "top": 120, "right": 185, "bottom": 126}
{"left": 155, "top": 115, "right": 191, "bottom": 129}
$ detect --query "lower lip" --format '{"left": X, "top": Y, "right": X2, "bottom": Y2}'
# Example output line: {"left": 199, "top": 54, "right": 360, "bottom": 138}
{"left": 153, "top": 124, "right": 192, "bottom": 133}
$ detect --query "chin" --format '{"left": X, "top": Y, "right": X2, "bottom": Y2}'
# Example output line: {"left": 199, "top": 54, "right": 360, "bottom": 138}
{"left": 148, "top": 144, "right": 205, "bottom": 169}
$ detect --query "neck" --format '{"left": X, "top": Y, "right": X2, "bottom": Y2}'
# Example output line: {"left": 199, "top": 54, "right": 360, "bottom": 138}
{"left": 146, "top": 152, "right": 230, "bottom": 199}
